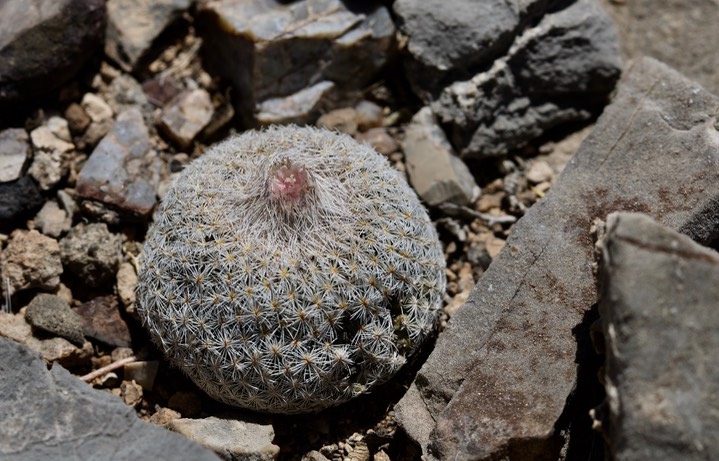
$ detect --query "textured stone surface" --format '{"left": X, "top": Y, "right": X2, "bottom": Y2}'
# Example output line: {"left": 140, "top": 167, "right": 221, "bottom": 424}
{"left": 255, "top": 81, "right": 337, "bottom": 125}
{"left": 25, "top": 294, "right": 85, "bottom": 347}
{"left": 396, "top": 57, "right": 719, "bottom": 460}
{"left": 169, "top": 417, "right": 280, "bottom": 461}
{"left": 599, "top": 213, "right": 719, "bottom": 461}
{"left": 600, "top": 0, "right": 719, "bottom": 96}
{"left": 0, "top": 337, "right": 221, "bottom": 461}
{"left": 60, "top": 222, "right": 122, "bottom": 288}
{"left": 76, "top": 108, "right": 161, "bottom": 219}
{"left": 0, "top": 176, "right": 44, "bottom": 230}
{"left": 0, "top": 0, "right": 106, "bottom": 102}
{"left": 0, "top": 128, "right": 29, "bottom": 183}
{"left": 160, "top": 89, "right": 214, "bottom": 149}
{"left": 199, "top": 0, "right": 395, "bottom": 124}
{"left": 422, "top": 0, "right": 621, "bottom": 158}
{"left": 76, "top": 296, "right": 131, "bottom": 348}
{"left": 0, "top": 230, "right": 63, "bottom": 296}
{"left": 105, "top": 0, "right": 193, "bottom": 71}
{"left": 33, "top": 200, "right": 72, "bottom": 238}
{"left": 402, "top": 107, "right": 479, "bottom": 207}
{"left": 29, "top": 119, "right": 74, "bottom": 191}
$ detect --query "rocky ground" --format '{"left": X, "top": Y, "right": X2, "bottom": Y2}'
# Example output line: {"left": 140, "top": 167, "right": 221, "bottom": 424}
{"left": 1, "top": 1, "right": 719, "bottom": 461}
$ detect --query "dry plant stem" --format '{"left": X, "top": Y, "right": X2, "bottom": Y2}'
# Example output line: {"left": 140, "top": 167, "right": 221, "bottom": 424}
{"left": 81, "top": 355, "right": 137, "bottom": 382}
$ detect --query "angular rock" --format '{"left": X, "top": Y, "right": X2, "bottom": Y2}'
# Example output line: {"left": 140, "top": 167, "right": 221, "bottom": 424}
{"left": 25, "top": 293, "right": 85, "bottom": 347}
{"left": 124, "top": 360, "right": 159, "bottom": 391}
{"left": 354, "top": 100, "right": 384, "bottom": 131}
{"left": 80, "top": 92, "right": 115, "bottom": 147}
{"left": 0, "top": 176, "right": 44, "bottom": 229}
{"left": 160, "top": 89, "right": 214, "bottom": 149}
{"left": 60, "top": 222, "right": 122, "bottom": 288}
{"left": 354, "top": 127, "right": 398, "bottom": 156}
{"left": 0, "top": 128, "right": 29, "bottom": 183}
{"left": 423, "top": 0, "right": 621, "bottom": 158}
{"left": 33, "top": 200, "right": 72, "bottom": 238}
{"left": 29, "top": 119, "right": 74, "bottom": 190}
{"left": 0, "top": 337, "right": 221, "bottom": 461}
{"left": 256, "top": 81, "right": 337, "bottom": 126}
{"left": 76, "top": 296, "right": 131, "bottom": 348}
{"left": 76, "top": 108, "right": 161, "bottom": 219}
{"left": 105, "top": 0, "right": 193, "bottom": 71}
{"left": 116, "top": 261, "right": 138, "bottom": 311}
{"left": 599, "top": 213, "right": 719, "bottom": 461}
{"left": 317, "top": 108, "right": 359, "bottom": 136}
{"left": 0, "top": 312, "right": 92, "bottom": 368}
{"left": 396, "top": 57, "right": 719, "bottom": 460}
{"left": 1, "top": 230, "right": 63, "bottom": 296}
{"left": 199, "top": 0, "right": 395, "bottom": 124}
{"left": 65, "top": 103, "right": 91, "bottom": 135}
{"left": 169, "top": 416, "right": 280, "bottom": 461}
{"left": 402, "top": 107, "right": 479, "bottom": 207}
{"left": 0, "top": 0, "right": 106, "bottom": 102}
{"left": 600, "top": 0, "right": 719, "bottom": 96}
{"left": 106, "top": 74, "right": 152, "bottom": 116}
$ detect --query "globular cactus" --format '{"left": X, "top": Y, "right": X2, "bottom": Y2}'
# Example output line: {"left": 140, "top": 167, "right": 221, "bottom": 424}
{"left": 136, "top": 126, "right": 446, "bottom": 413}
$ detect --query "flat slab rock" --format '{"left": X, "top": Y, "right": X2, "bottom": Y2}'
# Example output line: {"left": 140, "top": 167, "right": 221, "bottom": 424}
{"left": 599, "top": 213, "right": 719, "bottom": 460}
{"left": 0, "top": 337, "right": 221, "bottom": 461}
{"left": 395, "top": 56, "right": 719, "bottom": 460}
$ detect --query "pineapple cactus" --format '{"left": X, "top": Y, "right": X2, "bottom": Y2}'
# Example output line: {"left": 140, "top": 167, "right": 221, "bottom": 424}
{"left": 136, "top": 126, "right": 446, "bottom": 413}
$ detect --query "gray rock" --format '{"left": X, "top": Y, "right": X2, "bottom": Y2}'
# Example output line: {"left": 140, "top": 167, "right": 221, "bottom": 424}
{"left": 25, "top": 293, "right": 85, "bottom": 347}
{"left": 33, "top": 200, "right": 72, "bottom": 238}
{"left": 600, "top": 0, "right": 719, "bottom": 96}
{"left": 402, "top": 107, "right": 479, "bottom": 207}
{"left": 0, "top": 230, "right": 63, "bottom": 296}
{"left": 256, "top": 81, "right": 337, "bottom": 125}
{"left": 106, "top": 75, "right": 151, "bottom": 116}
{"left": 396, "top": 57, "right": 719, "bottom": 460}
{"left": 598, "top": 212, "right": 719, "bottom": 461}
{"left": 29, "top": 119, "right": 74, "bottom": 191}
{"left": 0, "top": 337, "right": 222, "bottom": 461}
{"left": 160, "top": 89, "right": 214, "bottom": 149}
{"left": 169, "top": 416, "right": 280, "bottom": 461}
{"left": 76, "top": 108, "right": 161, "bottom": 219}
{"left": 0, "top": 176, "right": 44, "bottom": 229}
{"left": 0, "top": 128, "right": 29, "bottom": 183}
{"left": 199, "top": 0, "right": 395, "bottom": 124}
{"left": 422, "top": 0, "right": 621, "bottom": 158}
{"left": 60, "top": 223, "right": 122, "bottom": 288}
{"left": 105, "top": 0, "right": 193, "bottom": 71}
{"left": 0, "top": 0, "right": 106, "bottom": 102}
{"left": 0, "top": 312, "right": 92, "bottom": 368}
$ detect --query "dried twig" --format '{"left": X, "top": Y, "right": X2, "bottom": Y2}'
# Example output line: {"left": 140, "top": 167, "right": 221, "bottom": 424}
{"left": 81, "top": 355, "right": 137, "bottom": 382}
{"left": 438, "top": 202, "right": 517, "bottom": 226}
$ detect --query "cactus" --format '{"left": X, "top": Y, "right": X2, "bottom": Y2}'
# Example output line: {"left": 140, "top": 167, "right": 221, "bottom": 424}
{"left": 136, "top": 126, "right": 446, "bottom": 413}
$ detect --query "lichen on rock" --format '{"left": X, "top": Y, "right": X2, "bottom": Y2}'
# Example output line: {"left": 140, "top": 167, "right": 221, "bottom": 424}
{"left": 136, "top": 125, "right": 446, "bottom": 413}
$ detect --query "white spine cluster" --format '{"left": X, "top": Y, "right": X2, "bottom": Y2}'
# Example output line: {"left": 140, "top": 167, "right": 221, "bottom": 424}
{"left": 136, "top": 126, "right": 446, "bottom": 413}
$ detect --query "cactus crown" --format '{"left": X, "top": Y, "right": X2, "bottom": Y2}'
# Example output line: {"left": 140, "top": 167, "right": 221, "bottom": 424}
{"left": 136, "top": 126, "right": 446, "bottom": 413}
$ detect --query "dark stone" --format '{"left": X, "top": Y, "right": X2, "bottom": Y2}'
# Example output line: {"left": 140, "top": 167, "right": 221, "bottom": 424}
{"left": 60, "top": 223, "right": 122, "bottom": 288}
{"left": 395, "top": 57, "right": 719, "bottom": 460}
{"left": 0, "top": 0, "right": 106, "bottom": 102}
{"left": 0, "top": 176, "right": 44, "bottom": 231}
{"left": 598, "top": 213, "right": 719, "bottom": 461}
{"left": 76, "top": 296, "right": 131, "bottom": 348}
{"left": 25, "top": 294, "right": 85, "bottom": 347}
{"left": 0, "top": 337, "right": 221, "bottom": 461}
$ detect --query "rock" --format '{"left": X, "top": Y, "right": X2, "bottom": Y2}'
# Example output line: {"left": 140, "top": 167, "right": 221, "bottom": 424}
{"left": 24, "top": 293, "right": 85, "bottom": 346}
{"left": 0, "top": 337, "right": 222, "bottom": 461}
{"left": 354, "top": 127, "right": 398, "bottom": 156}
{"left": 169, "top": 416, "right": 280, "bottom": 461}
{"left": 159, "top": 89, "right": 214, "bottom": 149}
{"left": 0, "top": 0, "right": 106, "bottom": 102}
{"left": 116, "top": 261, "right": 138, "bottom": 310}
{"left": 255, "top": 81, "right": 337, "bottom": 126}
{"left": 105, "top": 0, "right": 193, "bottom": 71}
{"left": 317, "top": 108, "right": 359, "bottom": 135}
{"left": 76, "top": 108, "right": 161, "bottom": 219}
{"left": 423, "top": 0, "right": 621, "bottom": 158}
{"left": 354, "top": 100, "right": 384, "bottom": 131}
{"left": 0, "top": 128, "right": 29, "bottom": 183}
{"left": 150, "top": 407, "right": 182, "bottom": 427}
{"left": 402, "top": 107, "right": 479, "bottom": 207}
{"left": 600, "top": 0, "right": 719, "bottom": 96}
{"left": 80, "top": 92, "right": 115, "bottom": 147}
{"left": 106, "top": 74, "right": 151, "bottom": 115}
{"left": 199, "top": 0, "right": 395, "bottom": 124}
{"left": 0, "top": 176, "right": 44, "bottom": 229}
{"left": 60, "top": 222, "right": 122, "bottom": 288}
{"left": 124, "top": 360, "right": 159, "bottom": 391}
{"left": 598, "top": 212, "right": 719, "bottom": 461}
{"left": 29, "top": 119, "right": 74, "bottom": 190}
{"left": 75, "top": 296, "right": 131, "bottom": 348}
{"left": 121, "top": 379, "right": 144, "bottom": 408}
{"left": 64, "top": 103, "right": 91, "bottom": 135}
{"left": 0, "top": 230, "right": 63, "bottom": 296}
{"left": 33, "top": 200, "right": 72, "bottom": 238}
{"left": 395, "top": 57, "right": 719, "bottom": 460}
{"left": 0, "top": 312, "right": 92, "bottom": 367}
{"left": 525, "top": 159, "right": 554, "bottom": 184}
{"left": 302, "top": 451, "right": 330, "bottom": 461}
